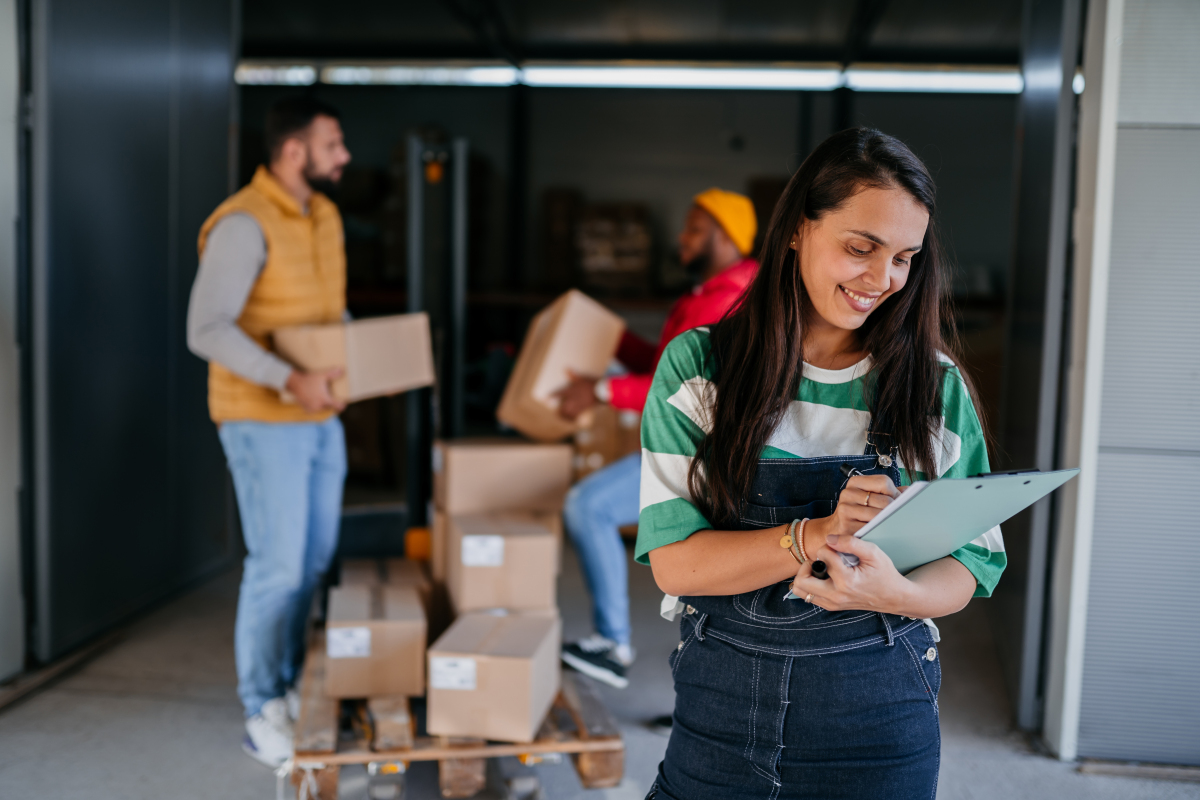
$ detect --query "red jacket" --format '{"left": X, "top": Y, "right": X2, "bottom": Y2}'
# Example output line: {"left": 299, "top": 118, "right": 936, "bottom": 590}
{"left": 608, "top": 258, "right": 758, "bottom": 412}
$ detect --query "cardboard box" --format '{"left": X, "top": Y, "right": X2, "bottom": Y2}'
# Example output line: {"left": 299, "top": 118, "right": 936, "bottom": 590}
{"left": 340, "top": 558, "right": 384, "bottom": 586}
{"left": 325, "top": 584, "right": 427, "bottom": 698}
{"left": 340, "top": 557, "right": 434, "bottom": 617}
{"left": 573, "top": 404, "right": 642, "bottom": 480}
{"left": 433, "top": 438, "right": 573, "bottom": 516}
{"left": 427, "top": 612, "right": 561, "bottom": 743}
{"left": 434, "top": 508, "right": 563, "bottom": 582}
{"left": 273, "top": 312, "right": 435, "bottom": 404}
{"left": 497, "top": 291, "right": 625, "bottom": 442}
{"left": 446, "top": 514, "right": 558, "bottom": 614}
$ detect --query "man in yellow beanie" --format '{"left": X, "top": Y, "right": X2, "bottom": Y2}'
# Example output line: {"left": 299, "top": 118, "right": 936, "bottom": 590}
{"left": 555, "top": 189, "right": 758, "bottom": 688}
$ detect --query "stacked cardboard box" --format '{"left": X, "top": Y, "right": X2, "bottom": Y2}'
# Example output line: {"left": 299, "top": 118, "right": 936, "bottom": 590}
{"left": 326, "top": 558, "right": 431, "bottom": 698}
{"left": 573, "top": 404, "right": 642, "bottom": 481}
{"left": 425, "top": 434, "right": 572, "bottom": 742}
{"left": 430, "top": 439, "right": 572, "bottom": 581}
{"left": 427, "top": 612, "right": 561, "bottom": 743}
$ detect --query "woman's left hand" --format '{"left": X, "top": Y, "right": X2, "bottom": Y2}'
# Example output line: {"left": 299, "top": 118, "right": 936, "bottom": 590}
{"left": 790, "top": 533, "right": 911, "bottom": 614}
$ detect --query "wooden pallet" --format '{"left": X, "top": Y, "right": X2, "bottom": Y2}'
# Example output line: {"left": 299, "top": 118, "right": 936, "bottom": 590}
{"left": 291, "top": 631, "right": 624, "bottom": 799}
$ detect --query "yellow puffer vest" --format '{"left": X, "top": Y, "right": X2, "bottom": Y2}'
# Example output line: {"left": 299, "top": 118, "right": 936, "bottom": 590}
{"left": 197, "top": 165, "right": 346, "bottom": 423}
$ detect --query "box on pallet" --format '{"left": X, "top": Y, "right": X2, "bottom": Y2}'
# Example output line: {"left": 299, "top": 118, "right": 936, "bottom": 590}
{"left": 446, "top": 513, "right": 558, "bottom": 614}
{"left": 273, "top": 312, "right": 435, "bottom": 404}
{"left": 497, "top": 291, "right": 625, "bottom": 442}
{"left": 431, "top": 438, "right": 571, "bottom": 580}
{"left": 434, "top": 507, "right": 563, "bottom": 582}
{"left": 325, "top": 583, "right": 426, "bottom": 698}
{"left": 427, "top": 612, "right": 561, "bottom": 743}
{"left": 573, "top": 404, "right": 642, "bottom": 480}
{"left": 341, "top": 556, "right": 448, "bottom": 646}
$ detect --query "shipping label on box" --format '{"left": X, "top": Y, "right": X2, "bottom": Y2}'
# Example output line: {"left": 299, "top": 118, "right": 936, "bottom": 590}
{"left": 429, "top": 656, "right": 477, "bottom": 690}
{"left": 461, "top": 534, "right": 505, "bottom": 567}
{"left": 327, "top": 626, "right": 371, "bottom": 658}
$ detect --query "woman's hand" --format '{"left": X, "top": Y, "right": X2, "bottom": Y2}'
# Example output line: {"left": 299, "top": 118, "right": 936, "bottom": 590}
{"left": 791, "top": 534, "right": 911, "bottom": 613}
{"left": 799, "top": 473, "right": 899, "bottom": 557}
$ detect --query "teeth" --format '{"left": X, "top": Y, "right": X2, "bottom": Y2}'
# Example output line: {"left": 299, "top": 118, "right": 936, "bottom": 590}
{"left": 841, "top": 286, "right": 878, "bottom": 306}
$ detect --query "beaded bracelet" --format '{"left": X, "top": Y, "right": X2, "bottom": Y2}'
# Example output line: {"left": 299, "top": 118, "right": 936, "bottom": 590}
{"left": 780, "top": 518, "right": 810, "bottom": 565}
{"left": 796, "top": 518, "right": 811, "bottom": 564}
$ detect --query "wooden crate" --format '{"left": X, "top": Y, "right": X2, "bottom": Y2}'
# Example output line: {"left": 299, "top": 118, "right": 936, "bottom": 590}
{"left": 291, "top": 631, "right": 624, "bottom": 799}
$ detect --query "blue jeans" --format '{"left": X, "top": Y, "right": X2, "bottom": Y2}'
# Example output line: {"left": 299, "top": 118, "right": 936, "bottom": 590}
{"left": 219, "top": 417, "right": 346, "bottom": 718}
{"left": 563, "top": 452, "right": 641, "bottom": 646}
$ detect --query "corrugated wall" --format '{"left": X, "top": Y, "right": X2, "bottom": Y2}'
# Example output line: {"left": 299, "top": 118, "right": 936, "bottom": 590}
{"left": 1077, "top": 0, "right": 1200, "bottom": 765}
{"left": 28, "top": 0, "right": 237, "bottom": 661}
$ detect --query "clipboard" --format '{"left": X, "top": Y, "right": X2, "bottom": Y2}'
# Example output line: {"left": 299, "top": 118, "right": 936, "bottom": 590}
{"left": 843, "top": 468, "right": 1080, "bottom": 574}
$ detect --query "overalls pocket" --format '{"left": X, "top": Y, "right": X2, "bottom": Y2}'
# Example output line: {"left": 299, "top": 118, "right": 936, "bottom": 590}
{"left": 738, "top": 499, "right": 833, "bottom": 528}
{"left": 668, "top": 626, "right": 698, "bottom": 680}
{"left": 899, "top": 625, "right": 942, "bottom": 707}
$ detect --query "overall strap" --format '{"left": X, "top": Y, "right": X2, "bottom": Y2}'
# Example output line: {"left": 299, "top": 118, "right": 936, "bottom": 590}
{"left": 863, "top": 416, "right": 898, "bottom": 468}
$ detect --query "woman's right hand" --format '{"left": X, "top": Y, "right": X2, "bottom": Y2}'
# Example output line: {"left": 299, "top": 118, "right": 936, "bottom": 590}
{"left": 804, "top": 474, "right": 900, "bottom": 548}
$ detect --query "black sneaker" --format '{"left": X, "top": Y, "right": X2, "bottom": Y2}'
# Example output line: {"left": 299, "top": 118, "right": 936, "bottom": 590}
{"left": 561, "top": 635, "right": 633, "bottom": 689}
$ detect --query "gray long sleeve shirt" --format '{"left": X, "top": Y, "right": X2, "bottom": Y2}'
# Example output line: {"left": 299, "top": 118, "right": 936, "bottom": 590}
{"left": 186, "top": 213, "right": 294, "bottom": 390}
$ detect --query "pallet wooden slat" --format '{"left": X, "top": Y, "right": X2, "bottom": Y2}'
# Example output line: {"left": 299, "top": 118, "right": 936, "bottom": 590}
{"left": 290, "top": 636, "right": 624, "bottom": 800}
{"left": 368, "top": 696, "right": 415, "bottom": 752}
{"left": 559, "top": 671, "right": 624, "bottom": 789}
{"left": 294, "top": 632, "right": 339, "bottom": 755}
{"left": 437, "top": 737, "right": 488, "bottom": 798}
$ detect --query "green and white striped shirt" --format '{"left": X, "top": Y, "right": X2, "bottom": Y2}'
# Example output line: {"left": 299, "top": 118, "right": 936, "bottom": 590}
{"left": 635, "top": 327, "right": 1006, "bottom": 598}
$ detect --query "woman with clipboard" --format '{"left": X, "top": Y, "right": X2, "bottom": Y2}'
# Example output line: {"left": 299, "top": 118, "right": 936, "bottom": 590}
{"left": 637, "top": 128, "right": 1005, "bottom": 800}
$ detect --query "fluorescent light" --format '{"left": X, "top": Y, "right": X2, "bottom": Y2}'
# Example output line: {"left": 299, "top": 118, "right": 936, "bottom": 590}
{"left": 521, "top": 65, "right": 843, "bottom": 91}
{"left": 234, "top": 64, "right": 317, "bottom": 86}
{"left": 321, "top": 65, "right": 520, "bottom": 86}
{"left": 234, "top": 60, "right": 1031, "bottom": 94}
{"left": 845, "top": 67, "right": 1023, "bottom": 94}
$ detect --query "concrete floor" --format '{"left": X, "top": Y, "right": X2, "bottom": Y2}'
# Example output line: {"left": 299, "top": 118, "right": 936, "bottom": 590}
{"left": 0, "top": 543, "right": 1195, "bottom": 800}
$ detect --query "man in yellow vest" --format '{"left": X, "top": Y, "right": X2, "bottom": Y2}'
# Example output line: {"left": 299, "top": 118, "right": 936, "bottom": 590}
{"left": 187, "top": 96, "right": 351, "bottom": 767}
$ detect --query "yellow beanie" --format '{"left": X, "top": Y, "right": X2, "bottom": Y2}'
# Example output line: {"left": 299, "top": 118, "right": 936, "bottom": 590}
{"left": 693, "top": 188, "right": 757, "bottom": 255}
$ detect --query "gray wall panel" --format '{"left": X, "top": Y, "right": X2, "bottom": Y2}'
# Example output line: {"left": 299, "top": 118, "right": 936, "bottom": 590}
{"left": 1078, "top": 0, "right": 1200, "bottom": 763}
{"left": 1078, "top": 452, "right": 1200, "bottom": 764}
{"left": 32, "top": 0, "right": 234, "bottom": 659}
{"left": 0, "top": 0, "right": 23, "bottom": 681}
{"left": 1117, "top": 0, "right": 1200, "bottom": 125}
{"left": 1098, "top": 128, "right": 1200, "bottom": 452}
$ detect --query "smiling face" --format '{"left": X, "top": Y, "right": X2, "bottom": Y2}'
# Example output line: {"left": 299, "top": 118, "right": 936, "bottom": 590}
{"left": 792, "top": 185, "right": 929, "bottom": 341}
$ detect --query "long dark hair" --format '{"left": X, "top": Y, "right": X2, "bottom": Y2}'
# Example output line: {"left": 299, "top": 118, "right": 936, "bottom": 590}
{"left": 689, "top": 127, "right": 975, "bottom": 528}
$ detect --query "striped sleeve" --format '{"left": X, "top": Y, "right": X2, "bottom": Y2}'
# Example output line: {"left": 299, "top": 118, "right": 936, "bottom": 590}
{"left": 930, "top": 363, "right": 1007, "bottom": 597}
{"left": 634, "top": 330, "right": 715, "bottom": 565}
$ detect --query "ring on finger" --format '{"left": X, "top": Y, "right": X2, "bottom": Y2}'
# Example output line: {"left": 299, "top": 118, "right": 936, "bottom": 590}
{"left": 804, "top": 593, "right": 814, "bottom": 604}
{"left": 862, "top": 491, "right": 871, "bottom": 507}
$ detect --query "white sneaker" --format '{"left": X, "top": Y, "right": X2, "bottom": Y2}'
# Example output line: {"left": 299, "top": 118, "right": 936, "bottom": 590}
{"left": 242, "top": 697, "right": 294, "bottom": 768}
{"left": 285, "top": 686, "right": 302, "bottom": 722}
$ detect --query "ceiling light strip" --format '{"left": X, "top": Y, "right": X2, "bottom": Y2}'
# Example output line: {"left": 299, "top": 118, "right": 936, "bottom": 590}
{"left": 236, "top": 61, "right": 1027, "bottom": 94}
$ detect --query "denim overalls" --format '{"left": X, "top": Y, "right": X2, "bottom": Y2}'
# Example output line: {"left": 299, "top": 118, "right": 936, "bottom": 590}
{"left": 648, "top": 431, "right": 943, "bottom": 800}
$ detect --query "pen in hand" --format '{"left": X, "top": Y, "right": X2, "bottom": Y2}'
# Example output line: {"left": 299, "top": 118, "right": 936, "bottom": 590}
{"left": 822, "top": 462, "right": 870, "bottom": 575}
